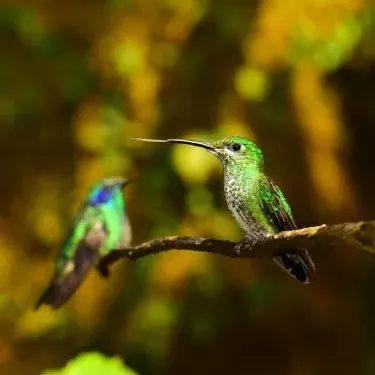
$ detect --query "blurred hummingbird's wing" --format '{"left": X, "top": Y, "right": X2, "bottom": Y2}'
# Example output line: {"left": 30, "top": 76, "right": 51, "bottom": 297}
{"left": 35, "top": 239, "right": 97, "bottom": 309}
{"left": 58, "top": 203, "right": 105, "bottom": 261}
{"left": 257, "top": 177, "right": 315, "bottom": 283}
{"left": 35, "top": 214, "right": 107, "bottom": 310}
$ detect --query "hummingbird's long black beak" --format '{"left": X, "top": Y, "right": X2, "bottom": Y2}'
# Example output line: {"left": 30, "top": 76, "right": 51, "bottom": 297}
{"left": 167, "top": 139, "right": 216, "bottom": 151}
{"left": 131, "top": 138, "right": 216, "bottom": 152}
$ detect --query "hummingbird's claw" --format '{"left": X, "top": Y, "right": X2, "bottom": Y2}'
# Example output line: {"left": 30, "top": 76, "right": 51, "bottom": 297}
{"left": 96, "top": 262, "right": 110, "bottom": 278}
{"left": 235, "top": 236, "right": 259, "bottom": 257}
{"left": 234, "top": 244, "right": 242, "bottom": 257}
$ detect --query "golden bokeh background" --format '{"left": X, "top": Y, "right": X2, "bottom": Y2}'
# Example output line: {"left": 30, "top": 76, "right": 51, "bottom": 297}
{"left": 0, "top": 0, "right": 375, "bottom": 373}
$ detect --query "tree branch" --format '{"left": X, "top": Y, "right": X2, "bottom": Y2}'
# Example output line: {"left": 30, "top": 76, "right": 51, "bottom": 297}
{"left": 97, "top": 221, "right": 375, "bottom": 274}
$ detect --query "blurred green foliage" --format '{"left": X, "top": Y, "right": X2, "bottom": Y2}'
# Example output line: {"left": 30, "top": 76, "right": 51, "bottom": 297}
{"left": 42, "top": 352, "right": 138, "bottom": 375}
{"left": 0, "top": 0, "right": 375, "bottom": 374}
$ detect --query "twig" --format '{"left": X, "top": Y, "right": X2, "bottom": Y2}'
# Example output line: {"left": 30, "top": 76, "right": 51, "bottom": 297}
{"left": 98, "top": 221, "right": 375, "bottom": 273}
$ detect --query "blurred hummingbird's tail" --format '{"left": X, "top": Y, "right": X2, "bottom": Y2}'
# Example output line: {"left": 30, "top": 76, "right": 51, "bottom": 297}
{"left": 35, "top": 241, "right": 98, "bottom": 310}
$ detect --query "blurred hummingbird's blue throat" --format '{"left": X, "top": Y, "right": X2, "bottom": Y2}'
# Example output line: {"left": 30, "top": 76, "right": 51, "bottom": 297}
{"left": 90, "top": 177, "right": 131, "bottom": 206}
{"left": 91, "top": 189, "right": 112, "bottom": 205}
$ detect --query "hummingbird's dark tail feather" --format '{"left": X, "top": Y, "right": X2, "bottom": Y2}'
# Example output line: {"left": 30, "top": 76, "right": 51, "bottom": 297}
{"left": 35, "top": 241, "right": 97, "bottom": 310}
{"left": 274, "top": 249, "right": 315, "bottom": 284}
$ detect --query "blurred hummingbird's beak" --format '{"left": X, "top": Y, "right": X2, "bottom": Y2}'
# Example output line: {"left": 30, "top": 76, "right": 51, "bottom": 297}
{"left": 103, "top": 177, "right": 134, "bottom": 188}
{"left": 131, "top": 138, "right": 216, "bottom": 152}
{"left": 121, "top": 178, "right": 135, "bottom": 187}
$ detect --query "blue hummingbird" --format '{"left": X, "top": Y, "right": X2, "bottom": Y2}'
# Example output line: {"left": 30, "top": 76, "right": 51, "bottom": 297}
{"left": 36, "top": 177, "right": 132, "bottom": 309}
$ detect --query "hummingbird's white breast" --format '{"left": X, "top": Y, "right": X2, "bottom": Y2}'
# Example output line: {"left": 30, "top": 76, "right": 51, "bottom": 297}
{"left": 223, "top": 173, "right": 269, "bottom": 240}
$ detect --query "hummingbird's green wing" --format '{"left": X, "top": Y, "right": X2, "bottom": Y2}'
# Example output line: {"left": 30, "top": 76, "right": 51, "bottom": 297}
{"left": 35, "top": 221, "right": 106, "bottom": 310}
{"left": 35, "top": 205, "right": 107, "bottom": 310}
{"left": 58, "top": 205, "right": 103, "bottom": 265}
{"left": 257, "top": 177, "right": 296, "bottom": 232}
{"left": 257, "top": 177, "right": 315, "bottom": 283}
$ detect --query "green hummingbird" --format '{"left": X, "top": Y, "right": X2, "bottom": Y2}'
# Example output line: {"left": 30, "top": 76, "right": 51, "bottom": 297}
{"left": 36, "top": 177, "right": 132, "bottom": 309}
{"left": 133, "top": 136, "right": 315, "bottom": 283}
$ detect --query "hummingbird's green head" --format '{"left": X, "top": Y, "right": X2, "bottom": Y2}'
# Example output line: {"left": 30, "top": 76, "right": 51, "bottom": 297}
{"left": 208, "top": 136, "right": 264, "bottom": 167}
{"left": 87, "top": 177, "right": 131, "bottom": 206}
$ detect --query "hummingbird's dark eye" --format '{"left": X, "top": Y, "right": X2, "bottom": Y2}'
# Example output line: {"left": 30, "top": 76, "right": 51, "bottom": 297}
{"left": 230, "top": 143, "right": 242, "bottom": 152}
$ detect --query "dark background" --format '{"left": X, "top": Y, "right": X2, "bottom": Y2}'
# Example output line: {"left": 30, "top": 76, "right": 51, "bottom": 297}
{"left": 0, "top": 0, "right": 375, "bottom": 374}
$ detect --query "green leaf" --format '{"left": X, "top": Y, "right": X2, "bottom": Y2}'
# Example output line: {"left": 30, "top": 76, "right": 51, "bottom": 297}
{"left": 42, "top": 352, "right": 139, "bottom": 375}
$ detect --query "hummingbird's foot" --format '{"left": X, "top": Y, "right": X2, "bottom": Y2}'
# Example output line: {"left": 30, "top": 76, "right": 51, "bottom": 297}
{"left": 234, "top": 236, "right": 258, "bottom": 257}
{"left": 234, "top": 244, "right": 242, "bottom": 257}
{"left": 96, "top": 262, "right": 110, "bottom": 278}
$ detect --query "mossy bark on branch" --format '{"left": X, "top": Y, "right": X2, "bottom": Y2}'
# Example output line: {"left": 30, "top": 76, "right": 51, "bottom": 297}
{"left": 96, "top": 221, "right": 375, "bottom": 275}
